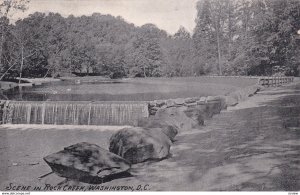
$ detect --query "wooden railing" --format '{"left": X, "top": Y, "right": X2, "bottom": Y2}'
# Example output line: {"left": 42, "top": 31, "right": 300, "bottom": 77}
{"left": 258, "top": 77, "right": 294, "bottom": 87}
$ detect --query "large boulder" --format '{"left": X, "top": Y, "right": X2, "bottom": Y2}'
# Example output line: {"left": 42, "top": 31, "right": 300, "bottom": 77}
{"left": 184, "top": 97, "right": 200, "bottom": 104}
{"left": 44, "top": 142, "right": 131, "bottom": 184}
{"left": 193, "top": 104, "right": 210, "bottom": 119}
{"left": 195, "top": 101, "right": 218, "bottom": 118}
{"left": 135, "top": 117, "right": 179, "bottom": 141}
{"left": 206, "top": 101, "right": 222, "bottom": 116}
{"left": 225, "top": 95, "right": 238, "bottom": 106}
{"left": 155, "top": 106, "right": 204, "bottom": 131}
{"left": 166, "top": 99, "right": 175, "bottom": 107}
{"left": 182, "top": 107, "right": 205, "bottom": 126}
{"left": 173, "top": 98, "right": 185, "bottom": 105}
{"left": 109, "top": 127, "right": 171, "bottom": 164}
{"left": 153, "top": 100, "right": 166, "bottom": 107}
{"left": 207, "top": 95, "right": 227, "bottom": 110}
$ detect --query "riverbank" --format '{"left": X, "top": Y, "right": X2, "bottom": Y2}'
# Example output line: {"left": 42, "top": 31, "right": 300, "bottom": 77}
{"left": 0, "top": 78, "right": 61, "bottom": 92}
{"left": 0, "top": 76, "right": 123, "bottom": 92}
{"left": 16, "top": 78, "right": 61, "bottom": 85}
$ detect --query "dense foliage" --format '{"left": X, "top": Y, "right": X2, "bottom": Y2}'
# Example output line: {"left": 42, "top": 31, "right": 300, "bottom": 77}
{"left": 193, "top": 0, "right": 300, "bottom": 76}
{"left": 0, "top": 0, "right": 299, "bottom": 79}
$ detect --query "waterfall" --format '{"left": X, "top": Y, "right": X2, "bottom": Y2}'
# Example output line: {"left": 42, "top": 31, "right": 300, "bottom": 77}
{"left": 2, "top": 101, "right": 149, "bottom": 126}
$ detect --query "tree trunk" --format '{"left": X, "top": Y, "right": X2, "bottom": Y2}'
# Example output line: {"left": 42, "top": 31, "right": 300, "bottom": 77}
{"left": 228, "top": 1, "right": 233, "bottom": 58}
{"left": 0, "top": 62, "right": 17, "bottom": 80}
{"left": 0, "top": 33, "right": 4, "bottom": 70}
{"left": 19, "top": 45, "right": 24, "bottom": 84}
{"left": 216, "top": 26, "right": 222, "bottom": 76}
{"left": 143, "top": 65, "right": 147, "bottom": 77}
{"left": 0, "top": 22, "right": 8, "bottom": 73}
{"left": 43, "top": 68, "right": 50, "bottom": 78}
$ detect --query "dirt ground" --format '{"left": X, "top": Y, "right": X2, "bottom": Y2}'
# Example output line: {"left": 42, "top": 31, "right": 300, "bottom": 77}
{"left": 0, "top": 82, "right": 299, "bottom": 191}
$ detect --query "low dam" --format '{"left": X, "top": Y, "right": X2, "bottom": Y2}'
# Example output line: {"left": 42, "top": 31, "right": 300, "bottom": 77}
{"left": 0, "top": 76, "right": 294, "bottom": 126}
{"left": 1, "top": 101, "right": 149, "bottom": 126}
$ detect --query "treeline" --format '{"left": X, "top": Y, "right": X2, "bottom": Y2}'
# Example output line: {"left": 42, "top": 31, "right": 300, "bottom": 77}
{"left": 0, "top": 0, "right": 299, "bottom": 79}
{"left": 0, "top": 12, "right": 196, "bottom": 79}
{"left": 193, "top": 0, "right": 300, "bottom": 76}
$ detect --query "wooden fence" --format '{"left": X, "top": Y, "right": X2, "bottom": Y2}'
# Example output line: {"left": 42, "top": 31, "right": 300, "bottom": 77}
{"left": 258, "top": 77, "right": 294, "bottom": 87}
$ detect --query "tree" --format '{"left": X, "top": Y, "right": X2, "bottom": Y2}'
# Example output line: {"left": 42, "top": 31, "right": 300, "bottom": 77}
{"left": 0, "top": 0, "right": 30, "bottom": 80}
{"left": 125, "top": 24, "right": 167, "bottom": 77}
{"left": 194, "top": 0, "right": 300, "bottom": 76}
{"left": 162, "top": 26, "right": 197, "bottom": 76}
{"left": 194, "top": 0, "right": 237, "bottom": 75}
{"left": 13, "top": 13, "right": 48, "bottom": 79}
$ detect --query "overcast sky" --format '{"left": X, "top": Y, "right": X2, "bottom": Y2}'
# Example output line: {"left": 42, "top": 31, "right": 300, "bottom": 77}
{"left": 13, "top": 0, "right": 198, "bottom": 34}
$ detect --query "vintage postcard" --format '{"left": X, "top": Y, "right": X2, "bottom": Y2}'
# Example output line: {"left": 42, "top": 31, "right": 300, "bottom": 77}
{"left": 0, "top": 0, "right": 299, "bottom": 193}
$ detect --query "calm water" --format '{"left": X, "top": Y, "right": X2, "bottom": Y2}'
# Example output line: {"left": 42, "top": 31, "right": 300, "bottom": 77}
{"left": 4, "top": 78, "right": 253, "bottom": 101}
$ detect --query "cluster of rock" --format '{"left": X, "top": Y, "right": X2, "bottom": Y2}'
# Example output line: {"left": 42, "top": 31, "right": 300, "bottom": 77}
{"left": 43, "top": 105, "right": 204, "bottom": 184}
{"left": 109, "top": 105, "right": 205, "bottom": 164}
{"left": 148, "top": 95, "right": 226, "bottom": 116}
{"left": 108, "top": 84, "right": 263, "bottom": 166}
{"left": 43, "top": 84, "right": 262, "bottom": 184}
{"left": 148, "top": 85, "right": 262, "bottom": 115}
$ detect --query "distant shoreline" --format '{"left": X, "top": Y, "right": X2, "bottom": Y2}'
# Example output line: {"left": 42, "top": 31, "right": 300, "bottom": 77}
{"left": 0, "top": 81, "right": 18, "bottom": 91}
{"left": 0, "top": 76, "right": 123, "bottom": 91}
{"left": 0, "top": 78, "right": 61, "bottom": 91}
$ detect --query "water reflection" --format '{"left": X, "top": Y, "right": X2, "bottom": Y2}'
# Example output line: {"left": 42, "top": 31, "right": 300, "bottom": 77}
{"left": 4, "top": 80, "right": 236, "bottom": 101}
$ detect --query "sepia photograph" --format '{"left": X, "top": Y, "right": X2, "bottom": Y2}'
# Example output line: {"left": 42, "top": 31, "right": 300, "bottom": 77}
{"left": 0, "top": 0, "right": 299, "bottom": 192}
